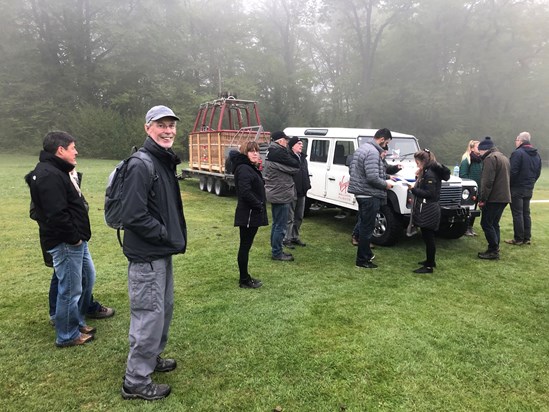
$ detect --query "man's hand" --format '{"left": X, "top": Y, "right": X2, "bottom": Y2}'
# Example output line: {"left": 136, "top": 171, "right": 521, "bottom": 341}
{"left": 478, "top": 201, "right": 485, "bottom": 209}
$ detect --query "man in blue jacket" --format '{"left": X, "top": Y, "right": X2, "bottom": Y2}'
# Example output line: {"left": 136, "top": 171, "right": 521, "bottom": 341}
{"left": 121, "top": 105, "right": 187, "bottom": 401}
{"left": 505, "top": 132, "right": 542, "bottom": 246}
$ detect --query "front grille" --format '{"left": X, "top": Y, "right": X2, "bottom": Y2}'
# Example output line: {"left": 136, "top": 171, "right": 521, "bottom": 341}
{"left": 440, "top": 185, "right": 461, "bottom": 208}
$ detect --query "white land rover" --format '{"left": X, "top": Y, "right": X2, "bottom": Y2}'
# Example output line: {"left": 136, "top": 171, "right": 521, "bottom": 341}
{"left": 283, "top": 127, "right": 480, "bottom": 246}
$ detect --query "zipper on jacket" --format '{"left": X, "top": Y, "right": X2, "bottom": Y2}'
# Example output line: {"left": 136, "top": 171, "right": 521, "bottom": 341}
{"left": 247, "top": 209, "right": 252, "bottom": 228}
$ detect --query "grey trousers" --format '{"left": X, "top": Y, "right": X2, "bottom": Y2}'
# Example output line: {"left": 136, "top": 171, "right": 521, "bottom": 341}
{"left": 124, "top": 256, "right": 174, "bottom": 387}
{"left": 285, "top": 196, "right": 306, "bottom": 241}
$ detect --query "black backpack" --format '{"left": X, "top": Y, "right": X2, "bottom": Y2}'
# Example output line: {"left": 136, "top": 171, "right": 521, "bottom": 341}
{"left": 104, "top": 149, "right": 155, "bottom": 246}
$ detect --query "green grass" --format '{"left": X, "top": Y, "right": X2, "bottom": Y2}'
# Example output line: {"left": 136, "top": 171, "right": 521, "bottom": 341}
{"left": 1, "top": 154, "right": 548, "bottom": 411}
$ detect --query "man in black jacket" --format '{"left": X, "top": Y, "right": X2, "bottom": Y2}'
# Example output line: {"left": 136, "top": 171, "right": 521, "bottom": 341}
{"left": 121, "top": 105, "right": 187, "bottom": 401}
{"left": 26, "top": 131, "right": 96, "bottom": 347}
{"left": 283, "top": 137, "right": 311, "bottom": 248}
{"left": 505, "top": 132, "right": 542, "bottom": 245}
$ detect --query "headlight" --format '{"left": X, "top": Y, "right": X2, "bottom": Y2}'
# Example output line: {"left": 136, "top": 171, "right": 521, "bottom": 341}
{"left": 462, "top": 188, "right": 470, "bottom": 200}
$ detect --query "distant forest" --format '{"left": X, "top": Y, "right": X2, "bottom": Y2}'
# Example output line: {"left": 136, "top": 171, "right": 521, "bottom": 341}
{"left": 1, "top": 0, "right": 548, "bottom": 163}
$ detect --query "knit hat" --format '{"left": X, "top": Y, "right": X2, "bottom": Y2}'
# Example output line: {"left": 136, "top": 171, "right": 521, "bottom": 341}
{"left": 288, "top": 136, "right": 301, "bottom": 149}
{"left": 478, "top": 136, "right": 494, "bottom": 150}
{"left": 271, "top": 131, "right": 288, "bottom": 142}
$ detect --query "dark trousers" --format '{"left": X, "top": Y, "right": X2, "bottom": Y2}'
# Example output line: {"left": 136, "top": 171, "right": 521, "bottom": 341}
{"left": 49, "top": 270, "right": 100, "bottom": 318}
{"left": 510, "top": 188, "right": 533, "bottom": 242}
{"left": 238, "top": 226, "right": 259, "bottom": 281}
{"left": 480, "top": 202, "right": 507, "bottom": 252}
{"left": 356, "top": 197, "right": 380, "bottom": 265}
{"left": 420, "top": 228, "right": 436, "bottom": 267}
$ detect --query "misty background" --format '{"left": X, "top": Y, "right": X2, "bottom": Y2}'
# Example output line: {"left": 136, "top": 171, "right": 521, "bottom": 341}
{"left": 1, "top": 0, "right": 548, "bottom": 165}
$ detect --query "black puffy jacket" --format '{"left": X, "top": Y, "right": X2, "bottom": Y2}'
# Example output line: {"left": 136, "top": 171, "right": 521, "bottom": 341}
{"left": 25, "top": 151, "right": 91, "bottom": 251}
{"left": 231, "top": 151, "right": 268, "bottom": 228}
{"left": 121, "top": 137, "right": 187, "bottom": 263}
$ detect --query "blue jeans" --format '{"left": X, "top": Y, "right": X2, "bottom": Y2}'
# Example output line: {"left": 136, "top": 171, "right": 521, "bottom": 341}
{"left": 480, "top": 202, "right": 507, "bottom": 252}
{"left": 271, "top": 203, "right": 290, "bottom": 257}
{"left": 356, "top": 197, "right": 381, "bottom": 265}
{"left": 47, "top": 241, "right": 96, "bottom": 345}
{"left": 510, "top": 188, "right": 533, "bottom": 242}
{"left": 49, "top": 271, "right": 101, "bottom": 319}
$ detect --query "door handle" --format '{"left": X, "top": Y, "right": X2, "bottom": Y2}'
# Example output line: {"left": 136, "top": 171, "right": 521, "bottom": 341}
{"left": 328, "top": 177, "right": 336, "bottom": 181}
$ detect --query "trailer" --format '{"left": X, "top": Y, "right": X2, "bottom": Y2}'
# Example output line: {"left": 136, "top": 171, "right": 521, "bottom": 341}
{"left": 181, "top": 96, "right": 270, "bottom": 196}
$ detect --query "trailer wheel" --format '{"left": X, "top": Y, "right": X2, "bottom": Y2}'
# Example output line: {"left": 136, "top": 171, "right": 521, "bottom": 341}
{"left": 206, "top": 177, "right": 215, "bottom": 193}
{"left": 199, "top": 176, "right": 208, "bottom": 191}
{"left": 214, "top": 179, "right": 229, "bottom": 196}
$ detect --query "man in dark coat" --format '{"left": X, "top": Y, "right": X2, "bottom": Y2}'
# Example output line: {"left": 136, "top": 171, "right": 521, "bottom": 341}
{"left": 505, "top": 132, "right": 542, "bottom": 246}
{"left": 121, "top": 105, "right": 187, "bottom": 401}
{"left": 283, "top": 137, "right": 311, "bottom": 248}
{"left": 25, "top": 131, "right": 96, "bottom": 348}
{"left": 477, "top": 136, "right": 511, "bottom": 260}
{"left": 263, "top": 131, "right": 300, "bottom": 261}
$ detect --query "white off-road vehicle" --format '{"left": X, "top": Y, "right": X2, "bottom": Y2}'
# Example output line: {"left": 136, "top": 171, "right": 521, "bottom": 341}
{"left": 283, "top": 127, "right": 480, "bottom": 246}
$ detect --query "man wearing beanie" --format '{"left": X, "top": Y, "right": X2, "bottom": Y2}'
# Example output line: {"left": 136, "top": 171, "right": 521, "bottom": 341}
{"left": 283, "top": 137, "right": 311, "bottom": 249}
{"left": 263, "top": 131, "right": 300, "bottom": 261}
{"left": 505, "top": 132, "right": 542, "bottom": 245}
{"left": 477, "top": 136, "right": 511, "bottom": 260}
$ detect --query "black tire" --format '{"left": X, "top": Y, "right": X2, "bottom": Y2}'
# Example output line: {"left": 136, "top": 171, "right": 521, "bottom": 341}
{"left": 199, "top": 176, "right": 208, "bottom": 191}
{"left": 206, "top": 177, "right": 215, "bottom": 193}
{"left": 437, "top": 220, "right": 468, "bottom": 239}
{"left": 214, "top": 178, "right": 229, "bottom": 196}
{"left": 371, "top": 205, "right": 402, "bottom": 246}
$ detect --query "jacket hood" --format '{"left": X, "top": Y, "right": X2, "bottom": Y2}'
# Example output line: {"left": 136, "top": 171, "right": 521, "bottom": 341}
{"left": 430, "top": 162, "right": 451, "bottom": 181}
{"left": 518, "top": 144, "right": 539, "bottom": 157}
{"left": 230, "top": 150, "right": 258, "bottom": 170}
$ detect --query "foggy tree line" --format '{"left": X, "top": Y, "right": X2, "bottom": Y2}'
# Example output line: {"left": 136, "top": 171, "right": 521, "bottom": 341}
{"left": 0, "top": 0, "right": 548, "bottom": 162}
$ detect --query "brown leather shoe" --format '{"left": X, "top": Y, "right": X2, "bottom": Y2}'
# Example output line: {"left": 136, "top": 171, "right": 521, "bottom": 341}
{"left": 56, "top": 333, "right": 94, "bottom": 348}
{"left": 79, "top": 325, "right": 96, "bottom": 335}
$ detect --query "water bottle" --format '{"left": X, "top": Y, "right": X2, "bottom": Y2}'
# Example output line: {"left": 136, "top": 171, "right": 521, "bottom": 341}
{"left": 453, "top": 164, "right": 459, "bottom": 177}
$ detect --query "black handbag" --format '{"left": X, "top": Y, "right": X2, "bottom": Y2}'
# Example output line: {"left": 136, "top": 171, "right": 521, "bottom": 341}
{"left": 412, "top": 199, "right": 440, "bottom": 230}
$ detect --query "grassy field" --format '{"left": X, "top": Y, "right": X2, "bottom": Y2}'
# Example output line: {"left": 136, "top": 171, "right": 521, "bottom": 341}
{"left": 0, "top": 154, "right": 548, "bottom": 411}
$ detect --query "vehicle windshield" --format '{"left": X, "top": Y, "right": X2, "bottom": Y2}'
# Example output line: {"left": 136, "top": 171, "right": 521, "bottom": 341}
{"left": 358, "top": 136, "right": 419, "bottom": 160}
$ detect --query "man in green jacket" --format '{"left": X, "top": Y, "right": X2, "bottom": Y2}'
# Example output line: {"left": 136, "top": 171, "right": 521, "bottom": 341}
{"left": 477, "top": 136, "right": 511, "bottom": 260}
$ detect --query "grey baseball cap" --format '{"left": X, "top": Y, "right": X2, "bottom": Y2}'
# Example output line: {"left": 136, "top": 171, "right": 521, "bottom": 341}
{"left": 145, "top": 105, "right": 180, "bottom": 123}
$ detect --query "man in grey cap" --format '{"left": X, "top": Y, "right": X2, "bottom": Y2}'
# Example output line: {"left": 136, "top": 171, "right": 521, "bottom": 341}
{"left": 121, "top": 105, "right": 187, "bottom": 400}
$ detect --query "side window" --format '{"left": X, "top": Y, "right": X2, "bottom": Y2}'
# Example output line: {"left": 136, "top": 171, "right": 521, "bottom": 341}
{"left": 333, "top": 141, "right": 354, "bottom": 165}
{"left": 310, "top": 140, "right": 328, "bottom": 163}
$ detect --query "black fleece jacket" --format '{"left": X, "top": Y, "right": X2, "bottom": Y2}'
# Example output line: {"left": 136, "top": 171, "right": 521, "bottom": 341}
{"left": 121, "top": 137, "right": 187, "bottom": 262}
{"left": 25, "top": 151, "right": 91, "bottom": 250}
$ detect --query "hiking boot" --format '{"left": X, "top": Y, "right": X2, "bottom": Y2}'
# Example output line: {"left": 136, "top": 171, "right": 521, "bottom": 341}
{"left": 239, "top": 277, "right": 263, "bottom": 289}
{"left": 87, "top": 304, "right": 115, "bottom": 319}
{"left": 272, "top": 253, "right": 294, "bottom": 261}
{"left": 79, "top": 325, "right": 96, "bottom": 335}
{"left": 121, "top": 382, "right": 171, "bottom": 400}
{"left": 356, "top": 261, "right": 378, "bottom": 269}
{"left": 55, "top": 333, "right": 94, "bottom": 348}
{"left": 155, "top": 355, "right": 177, "bottom": 372}
{"left": 418, "top": 260, "right": 437, "bottom": 268}
{"left": 282, "top": 240, "right": 295, "bottom": 249}
{"left": 291, "top": 239, "right": 307, "bottom": 247}
{"left": 504, "top": 239, "right": 523, "bottom": 246}
{"left": 478, "top": 250, "right": 500, "bottom": 260}
{"left": 465, "top": 228, "right": 477, "bottom": 237}
{"left": 413, "top": 266, "right": 433, "bottom": 274}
